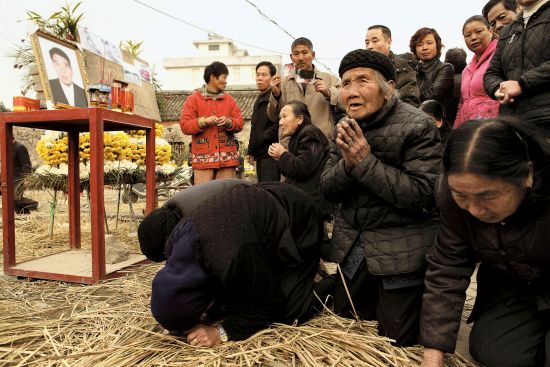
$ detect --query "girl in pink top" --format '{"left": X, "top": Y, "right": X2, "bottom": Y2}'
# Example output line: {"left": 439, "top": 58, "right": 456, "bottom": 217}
{"left": 454, "top": 16, "right": 500, "bottom": 128}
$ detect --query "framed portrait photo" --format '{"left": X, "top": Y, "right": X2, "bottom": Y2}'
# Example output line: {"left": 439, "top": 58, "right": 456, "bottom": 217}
{"left": 30, "top": 30, "right": 89, "bottom": 108}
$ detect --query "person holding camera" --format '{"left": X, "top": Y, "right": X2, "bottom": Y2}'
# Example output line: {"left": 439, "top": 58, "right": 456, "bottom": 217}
{"left": 268, "top": 37, "right": 341, "bottom": 142}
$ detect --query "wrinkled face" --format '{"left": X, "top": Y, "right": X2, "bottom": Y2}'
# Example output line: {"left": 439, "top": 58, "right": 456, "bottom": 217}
{"left": 415, "top": 33, "right": 438, "bottom": 61}
{"left": 487, "top": 2, "right": 517, "bottom": 34}
{"left": 448, "top": 172, "right": 530, "bottom": 223}
{"left": 365, "top": 28, "right": 391, "bottom": 56}
{"left": 51, "top": 53, "right": 73, "bottom": 86}
{"left": 209, "top": 74, "right": 227, "bottom": 92}
{"left": 463, "top": 20, "right": 494, "bottom": 56}
{"left": 290, "top": 44, "right": 315, "bottom": 71}
{"left": 340, "top": 67, "right": 387, "bottom": 121}
{"left": 255, "top": 65, "right": 272, "bottom": 92}
{"left": 279, "top": 105, "right": 303, "bottom": 137}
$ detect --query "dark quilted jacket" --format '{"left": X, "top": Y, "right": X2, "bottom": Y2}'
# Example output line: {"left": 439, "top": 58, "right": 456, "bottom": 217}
{"left": 484, "top": 2, "right": 550, "bottom": 127}
{"left": 390, "top": 52, "right": 420, "bottom": 107}
{"left": 320, "top": 96, "right": 442, "bottom": 275}
{"left": 420, "top": 176, "right": 550, "bottom": 353}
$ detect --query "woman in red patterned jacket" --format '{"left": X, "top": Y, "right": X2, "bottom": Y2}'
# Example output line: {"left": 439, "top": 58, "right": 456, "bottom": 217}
{"left": 180, "top": 62, "right": 243, "bottom": 184}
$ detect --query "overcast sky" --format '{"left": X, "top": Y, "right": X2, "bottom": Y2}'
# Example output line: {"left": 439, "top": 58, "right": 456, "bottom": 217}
{"left": 0, "top": 0, "right": 483, "bottom": 109}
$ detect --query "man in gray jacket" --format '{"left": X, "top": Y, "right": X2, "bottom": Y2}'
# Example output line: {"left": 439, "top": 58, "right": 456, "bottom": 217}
{"left": 320, "top": 49, "right": 442, "bottom": 346}
{"left": 268, "top": 37, "right": 341, "bottom": 141}
{"left": 365, "top": 25, "right": 420, "bottom": 107}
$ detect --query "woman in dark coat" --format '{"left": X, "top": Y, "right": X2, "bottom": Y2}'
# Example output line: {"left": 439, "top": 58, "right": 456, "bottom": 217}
{"left": 419, "top": 118, "right": 550, "bottom": 367}
{"left": 268, "top": 100, "right": 331, "bottom": 218}
{"left": 138, "top": 180, "right": 323, "bottom": 347}
{"left": 410, "top": 28, "right": 454, "bottom": 125}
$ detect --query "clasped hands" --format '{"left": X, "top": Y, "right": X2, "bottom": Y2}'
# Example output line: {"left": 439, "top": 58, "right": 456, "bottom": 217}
{"left": 336, "top": 118, "right": 370, "bottom": 170}
{"left": 203, "top": 115, "right": 232, "bottom": 129}
{"left": 268, "top": 142, "right": 286, "bottom": 160}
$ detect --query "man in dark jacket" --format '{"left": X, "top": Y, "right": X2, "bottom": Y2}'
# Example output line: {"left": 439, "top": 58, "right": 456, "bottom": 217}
{"left": 320, "top": 49, "right": 442, "bottom": 346}
{"left": 246, "top": 61, "right": 280, "bottom": 182}
{"left": 365, "top": 25, "right": 420, "bottom": 107}
{"left": 138, "top": 180, "right": 323, "bottom": 346}
{"left": 482, "top": 0, "right": 519, "bottom": 35}
{"left": 484, "top": 0, "right": 550, "bottom": 132}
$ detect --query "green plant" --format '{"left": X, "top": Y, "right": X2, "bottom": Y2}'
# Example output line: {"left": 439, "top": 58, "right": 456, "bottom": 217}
{"left": 120, "top": 40, "right": 144, "bottom": 57}
{"left": 26, "top": 2, "right": 84, "bottom": 41}
{"left": 9, "top": 2, "right": 84, "bottom": 95}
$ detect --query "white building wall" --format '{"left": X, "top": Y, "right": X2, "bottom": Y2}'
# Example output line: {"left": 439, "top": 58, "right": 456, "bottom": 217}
{"left": 163, "top": 55, "right": 282, "bottom": 90}
{"left": 162, "top": 36, "right": 282, "bottom": 90}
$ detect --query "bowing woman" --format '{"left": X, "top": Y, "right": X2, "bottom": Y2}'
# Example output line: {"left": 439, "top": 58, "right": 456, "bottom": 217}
{"left": 420, "top": 118, "right": 550, "bottom": 367}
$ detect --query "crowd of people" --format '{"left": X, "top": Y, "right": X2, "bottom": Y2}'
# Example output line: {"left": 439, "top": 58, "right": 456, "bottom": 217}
{"left": 138, "top": 1, "right": 550, "bottom": 366}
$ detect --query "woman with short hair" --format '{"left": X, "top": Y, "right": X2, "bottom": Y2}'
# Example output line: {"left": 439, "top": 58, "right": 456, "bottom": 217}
{"left": 410, "top": 28, "right": 454, "bottom": 124}
{"left": 420, "top": 118, "right": 550, "bottom": 367}
{"left": 180, "top": 61, "right": 243, "bottom": 184}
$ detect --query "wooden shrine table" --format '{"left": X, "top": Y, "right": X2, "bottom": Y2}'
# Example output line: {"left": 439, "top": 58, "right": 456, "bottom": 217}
{"left": 0, "top": 108, "right": 156, "bottom": 284}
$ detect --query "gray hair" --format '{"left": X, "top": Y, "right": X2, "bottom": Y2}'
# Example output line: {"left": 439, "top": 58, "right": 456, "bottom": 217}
{"left": 371, "top": 69, "right": 399, "bottom": 101}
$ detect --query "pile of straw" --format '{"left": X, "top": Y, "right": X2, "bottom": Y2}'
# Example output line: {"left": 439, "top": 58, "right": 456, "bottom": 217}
{"left": 0, "top": 197, "right": 478, "bottom": 366}
{"left": 0, "top": 263, "right": 478, "bottom": 367}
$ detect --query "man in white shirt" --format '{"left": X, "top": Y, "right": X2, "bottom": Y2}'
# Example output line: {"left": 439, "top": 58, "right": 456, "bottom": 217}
{"left": 48, "top": 47, "right": 88, "bottom": 107}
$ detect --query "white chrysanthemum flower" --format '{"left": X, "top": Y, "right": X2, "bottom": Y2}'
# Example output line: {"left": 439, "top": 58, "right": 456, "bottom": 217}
{"left": 50, "top": 164, "right": 68, "bottom": 175}
{"left": 103, "top": 161, "right": 118, "bottom": 174}
{"left": 118, "top": 160, "right": 138, "bottom": 171}
{"left": 155, "top": 137, "right": 169, "bottom": 146}
{"left": 36, "top": 164, "right": 53, "bottom": 175}
{"left": 79, "top": 163, "right": 90, "bottom": 179}
{"left": 129, "top": 137, "right": 143, "bottom": 145}
{"left": 156, "top": 163, "right": 176, "bottom": 175}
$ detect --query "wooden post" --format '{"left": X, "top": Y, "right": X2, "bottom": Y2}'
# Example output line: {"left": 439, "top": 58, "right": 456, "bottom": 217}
{"left": 0, "top": 121, "right": 16, "bottom": 268}
{"left": 67, "top": 129, "right": 81, "bottom": 248}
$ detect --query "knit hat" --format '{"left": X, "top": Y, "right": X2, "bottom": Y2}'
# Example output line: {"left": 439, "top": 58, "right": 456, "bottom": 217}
{"left": 151, "top": 219, "right": 213, "bottom": 332}
{"left": 338, "top": 49, "right": 397, "bottom": 81}
{"left": 138, "top": 207, "right": 181, "bottom": 262}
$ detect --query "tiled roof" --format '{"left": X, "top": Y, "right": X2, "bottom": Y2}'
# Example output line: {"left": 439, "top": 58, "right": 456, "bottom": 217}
{"left": 156, "top": 89, "right": 259, "bottom": 122}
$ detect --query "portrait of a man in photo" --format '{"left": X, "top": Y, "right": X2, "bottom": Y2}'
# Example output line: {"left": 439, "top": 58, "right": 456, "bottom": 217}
{"left": 48, "top": 47, "right": 88, "bottom": 107}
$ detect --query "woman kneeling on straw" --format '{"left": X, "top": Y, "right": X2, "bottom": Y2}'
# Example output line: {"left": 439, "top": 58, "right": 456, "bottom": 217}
{"left": 138, "top": 179, "right": 327, "bottom": 347}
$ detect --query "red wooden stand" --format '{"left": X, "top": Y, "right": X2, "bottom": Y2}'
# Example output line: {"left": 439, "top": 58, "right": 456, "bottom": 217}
{"left": 0, "top": 108, "right": 156, "bottom": 284}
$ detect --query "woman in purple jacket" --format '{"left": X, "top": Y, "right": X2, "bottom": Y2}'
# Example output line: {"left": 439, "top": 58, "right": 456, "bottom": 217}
{"left": 454, "top": 15, "right": 500, "bottom": 128}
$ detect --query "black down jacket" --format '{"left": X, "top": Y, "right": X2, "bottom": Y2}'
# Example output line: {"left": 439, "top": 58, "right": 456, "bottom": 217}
{"left": 417, "top": 59, "right": 454, "bottom": 122}
{"left": 320, "top": 96, "right": 442, "bottom": 275}
{"left": 484, "top": 2, "right": 550, "bottom": 128}
{"left": 278, "top": 121, "right": 331, "bottom": 217}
